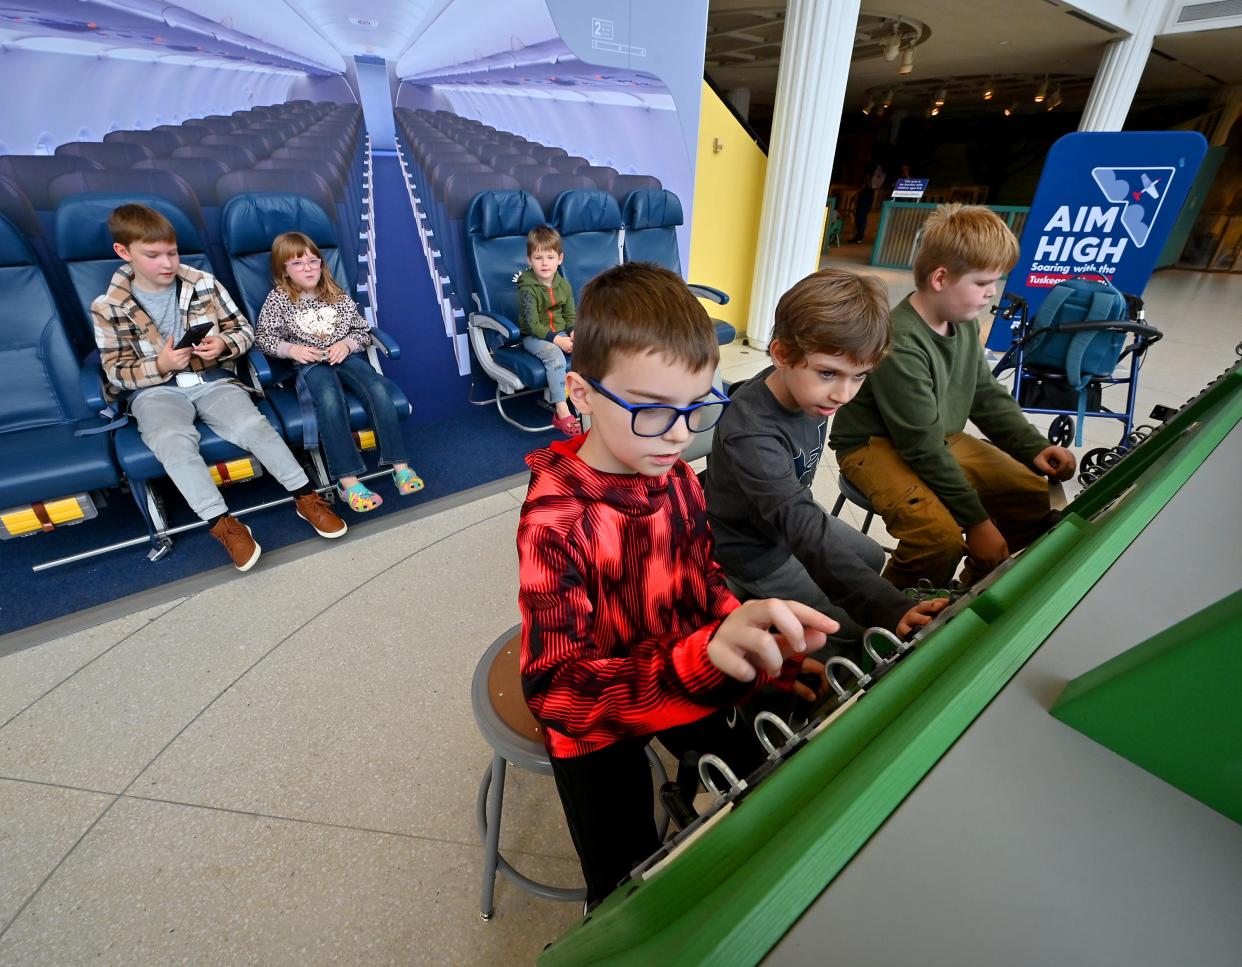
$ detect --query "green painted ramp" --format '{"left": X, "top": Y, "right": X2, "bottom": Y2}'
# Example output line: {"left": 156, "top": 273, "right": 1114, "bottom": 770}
{"left": 1051, "top": 588, "right": 1242, "bottom": 824}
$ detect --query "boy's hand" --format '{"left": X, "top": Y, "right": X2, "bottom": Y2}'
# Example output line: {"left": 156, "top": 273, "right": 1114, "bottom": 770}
{"left": 155, "top": 340, "right": 194, "bottom": 374}
{"left": 965, "top": 518, "right": 1009, "bottom": 572}
{"left": 1033, "top": 445, "right": 1076, "bottom": 481}
{"left": 792, "top": 657, "right": 828, "bottom": 703}
{"left": 553, "top": 333, "right": 573, "bottom": 353}
{"left": 327, "top": 341, "right": 351, "bottom": 365}
{"left": 191, "top": 335, "right": 226, "bottom": 361}
{"left": 707, "top": 599, "right": 838, "bottom": 683}
{"left": 288, "top": 345, "right": 322, "bottom": 365}
{"left": 895, "top": 597, "right": 950, "bottom": 638}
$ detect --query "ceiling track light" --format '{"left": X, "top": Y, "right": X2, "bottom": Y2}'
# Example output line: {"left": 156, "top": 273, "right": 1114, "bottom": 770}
{"left": 983, "top": 78, "right": 994, "bottom": 100}
{"left": 934, "top": 87, "right": 947, "bottom": 107}
{"left": 1004, "top": 100, "right": 1018, "bottom": 116}
{"left": 898, "top": 46, "right": 915, "bottom": 75}
{"left": 883, "top": 22, "right": 902, "bottom": 62}
{"left": 881, "top": 86, "right": 895, "bottom": 109}
{"left": 1034, "top": 76, "right": 1048, "bottom": 103}
{"left": 862, "top": 97, "right": 875, "bottom": 115}
{"left": 1046, "top": 86, "right": 1063, "bottom": 111}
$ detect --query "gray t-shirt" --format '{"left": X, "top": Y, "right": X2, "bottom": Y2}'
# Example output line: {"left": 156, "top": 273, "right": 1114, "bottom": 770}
{"left": 703, "top": 367, "right": 912, "bottom": 631}
{"left": 132, "top": 281, "right": 183, "bottom": 345}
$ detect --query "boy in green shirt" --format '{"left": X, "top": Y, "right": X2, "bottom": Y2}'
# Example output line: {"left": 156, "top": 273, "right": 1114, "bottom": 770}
{"left": 515, "top": 225, "right": 579, "bottom": 435}
{"left": 829, "top": 205, "right": 1076, "bottom": 588}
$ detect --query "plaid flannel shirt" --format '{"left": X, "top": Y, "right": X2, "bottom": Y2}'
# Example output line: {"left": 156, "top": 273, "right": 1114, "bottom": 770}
{"left": 91, "top": 263, "right": 254, "bottom": 402}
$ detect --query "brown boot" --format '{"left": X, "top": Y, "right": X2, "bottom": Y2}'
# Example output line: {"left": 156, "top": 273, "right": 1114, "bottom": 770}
{"left": 294, "top": 491, "right": 347, "bottom": 539}
{"left": 209, "top": 514, "right": 261, "bottom": 572}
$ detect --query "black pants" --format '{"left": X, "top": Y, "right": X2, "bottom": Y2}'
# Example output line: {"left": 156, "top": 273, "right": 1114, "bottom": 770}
{"left": 853, "top": 187, "right": 875, "bottom": 242}
{"left": 550, "top": 710, "right": 767, "bottom": 907}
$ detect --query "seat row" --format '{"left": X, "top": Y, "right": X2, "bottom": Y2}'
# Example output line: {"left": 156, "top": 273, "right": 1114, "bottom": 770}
{"left": 393, "top": 107, "right": 663, "bottom": 319}
{"left": 0, "top": 190, "right": 408, "bottom": 564}
{"left": 0, "top": 101, "right": 371, "bottom": 359}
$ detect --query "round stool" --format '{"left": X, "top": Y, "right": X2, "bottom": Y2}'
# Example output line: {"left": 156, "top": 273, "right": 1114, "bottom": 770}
{"left": 830, "top": 474, "right": 876, "bottom": 533}
{"left": 471, "top": 625, "right": 669, "bottom": 920}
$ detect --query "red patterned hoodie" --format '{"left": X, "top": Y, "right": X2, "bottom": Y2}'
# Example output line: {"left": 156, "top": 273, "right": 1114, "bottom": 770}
{"left": 519, "top": 435, "right": 777, "bottom": 759}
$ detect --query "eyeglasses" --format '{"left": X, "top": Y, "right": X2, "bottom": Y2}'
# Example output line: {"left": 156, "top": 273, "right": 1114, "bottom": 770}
{"left": 585, "top": 378, "right": 730, "bottom": 437}
{"left": 285, "top": 257, "right": 321, "bottom": 270}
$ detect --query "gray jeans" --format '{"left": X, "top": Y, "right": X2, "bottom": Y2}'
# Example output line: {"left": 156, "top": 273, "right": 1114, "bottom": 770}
{"left": 724, "top": 516, "right": 888, "bottom": 650}
{"left": 130, "top": 380, "right": 309, "bottom": 521}
{"left": 522, "top": 335, "right": 568, "bottom": 403}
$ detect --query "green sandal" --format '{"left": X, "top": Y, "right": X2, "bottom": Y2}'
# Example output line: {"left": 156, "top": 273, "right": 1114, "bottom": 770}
{"left": 338, "top": 481, "right": 383, "bottom": 513}
{"left": 392, "top": 467, "right": 424, "bottom": 495}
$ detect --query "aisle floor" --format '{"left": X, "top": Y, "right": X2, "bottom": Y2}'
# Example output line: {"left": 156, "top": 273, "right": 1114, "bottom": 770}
{"left": 1, "top": 266, "right": 1237, "bottom": 965}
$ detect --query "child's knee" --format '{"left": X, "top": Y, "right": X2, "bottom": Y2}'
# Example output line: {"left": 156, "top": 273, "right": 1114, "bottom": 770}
{"left": 140, "top": 421, "right": 200, "bottom": 461}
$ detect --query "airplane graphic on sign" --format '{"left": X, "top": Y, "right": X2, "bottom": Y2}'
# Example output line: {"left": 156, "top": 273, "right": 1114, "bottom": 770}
{"left": 1091, "top": 166, "right": 1176, "bottom": 247}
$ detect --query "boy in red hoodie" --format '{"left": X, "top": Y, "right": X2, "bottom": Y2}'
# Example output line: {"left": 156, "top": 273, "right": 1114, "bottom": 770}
{"left": 518, "top": 263, "right": 837, "bottom": 907}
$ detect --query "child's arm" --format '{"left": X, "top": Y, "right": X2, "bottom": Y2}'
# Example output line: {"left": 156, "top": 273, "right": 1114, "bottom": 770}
{"left": 717, "top": 427, "right": 914, "bottom": 630}
{"left": 561, "top": 286, "right": 576, "bottom": 332}
{"left": 868, "top": 347, "right": 990, "bottom": 528}
{"left": 517, "top": 286, "right": 554, "bottom": 341}
{"left": 344, "top": 300, "right": 373, "bottom": 353}
{"left": 253, "top": 289, "right": 290, "bottom": 357}
{"left": 206, "top": 277, "right": 253, "bottom": 359}
{"left": 92, "top": 299, "right": 172, "bottom": 391}
{"left": 968, "top": 355, "right": 1050, "bottom": 466}
{"left": 520, "top": 527, "right": 765, "bottom": 742}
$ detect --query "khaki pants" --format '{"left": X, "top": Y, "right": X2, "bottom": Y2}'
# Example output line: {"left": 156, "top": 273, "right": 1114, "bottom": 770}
{"left": 838, "top": 434, "right": 1051, "bottom": 589}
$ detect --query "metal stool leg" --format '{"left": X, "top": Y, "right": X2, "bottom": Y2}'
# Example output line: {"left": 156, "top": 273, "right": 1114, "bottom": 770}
{"left": 831, "top": 493, "right": 846, "bottom": 518}
{"left": 860, "top": 509, "right": 874, "bottom": 534}
{"left": 480, "top": 753, "right": 506, "bottom": 921}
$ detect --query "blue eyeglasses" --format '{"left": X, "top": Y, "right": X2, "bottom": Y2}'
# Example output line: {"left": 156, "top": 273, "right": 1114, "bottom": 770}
{"left": 585, "top": 378, "right": 730, "bottom": 437}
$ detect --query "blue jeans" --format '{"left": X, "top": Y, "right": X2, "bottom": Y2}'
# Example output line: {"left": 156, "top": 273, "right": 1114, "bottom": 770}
{"left": 300, "top": 354, "right": 409, "bottom": 480}
{"left": 522, "top": 336, "right": 568, "bottom": 403}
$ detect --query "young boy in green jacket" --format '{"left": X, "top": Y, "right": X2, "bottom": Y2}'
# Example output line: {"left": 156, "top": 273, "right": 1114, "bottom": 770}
{"left": 829, "top": 205, "right": 1076, "bottom": 589}
{"left": 515, "top": 225, "right": 579, "bottom": 435}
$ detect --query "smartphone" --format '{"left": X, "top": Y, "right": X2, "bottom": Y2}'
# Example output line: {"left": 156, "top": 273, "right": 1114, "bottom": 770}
{"left": 174, "top": 322, "right": 214, "bottom": 350}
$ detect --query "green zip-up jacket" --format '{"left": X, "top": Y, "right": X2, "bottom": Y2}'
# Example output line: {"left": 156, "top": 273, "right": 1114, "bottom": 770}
{"left": 515, "top": 268, "right": 576, "bottom": 341}
{"left": 829, "top": 296, "right": 1048, "bottom": 527}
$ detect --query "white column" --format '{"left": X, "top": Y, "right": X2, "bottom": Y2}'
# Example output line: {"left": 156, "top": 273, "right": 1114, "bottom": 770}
{"left": 1078, "top": 0, "right": 1166, "bottom": 132}
{"left": 745, "top": 0, "right": 861, "bottom": 348}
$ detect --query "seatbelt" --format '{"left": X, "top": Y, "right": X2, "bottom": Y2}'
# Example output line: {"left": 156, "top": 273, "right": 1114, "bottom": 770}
{"left": 294, "top": 363, "right": 321, "bottom": 450}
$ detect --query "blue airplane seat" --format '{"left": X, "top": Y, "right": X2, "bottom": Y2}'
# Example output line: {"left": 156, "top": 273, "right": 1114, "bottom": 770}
{"left": 172, "top": 143, "right": 259, "bottom": 170}
{"left": 104, "top": 129, "right": 181, "bottom": 157}
{"left": 0, "top": 155, "right": 103, "bottom": 220}
{"left": 0, "top": 213, "right": 120, "bottom": 534}
{"left": 0, "top": 175, "right": 93, "bottom": 358}
{"left": 464, "top": 190, "right": 557, "bottom": 431}
{"left": 55, "top": 141, "right": 154, "bottom": 170}
{"left": 215, "top": 170, "right": 359, "bottom": 296}
{"left": 549, "top": 189, "right": 623, "bottom": 299}
{"left": 621, "top": 188, "right": 734, "bottom": 345}
{"left": 218, "top": 192, "right": 410, "bottom": 471}
{"left": 53, "top": 192, "right": 213, "bottom": 325}
{"left": 609, "top": 174, "right": 663, "bottom": 208}
{"left": 532, "top": 174, "right": 597, "bottom": 223}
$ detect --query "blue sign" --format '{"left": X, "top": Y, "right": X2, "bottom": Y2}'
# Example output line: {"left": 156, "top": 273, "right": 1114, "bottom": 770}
{"left": 892, "top": 178, "right": 929, "bottom": 199}
{"left": 986, "top": 131, "right": 1208, "bottom": 351}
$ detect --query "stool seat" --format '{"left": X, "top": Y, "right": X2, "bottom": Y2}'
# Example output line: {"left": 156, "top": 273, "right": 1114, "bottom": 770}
{"left": 471, "top": 624, "right": 668, "bottom": 920}
{"left": 831, "top": 474, "right": 876, "bottom": 534}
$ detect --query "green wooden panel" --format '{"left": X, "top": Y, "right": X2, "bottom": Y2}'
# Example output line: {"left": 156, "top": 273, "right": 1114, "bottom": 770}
{"left": 540, "top": 362, "right": 1242, "bottom": 967}
{"left": 1051, "top": 588, "right": 1242, "bottom": 823}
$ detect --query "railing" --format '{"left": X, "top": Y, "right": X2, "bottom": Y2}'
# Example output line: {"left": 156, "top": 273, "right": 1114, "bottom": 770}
{"left": 870, "top": 201, "right": 1031, "bottom": 270}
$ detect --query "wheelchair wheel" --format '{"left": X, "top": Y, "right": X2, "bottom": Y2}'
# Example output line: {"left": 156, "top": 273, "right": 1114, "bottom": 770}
{"left": 1048, "top": 415, "right": 1074, "bottom": 447}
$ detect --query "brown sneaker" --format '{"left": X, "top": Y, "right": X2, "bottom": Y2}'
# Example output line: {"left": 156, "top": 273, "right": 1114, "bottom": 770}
{"left": 209, "top": 514, "right": 261, "bottom": 572}
{"left": 294, "top": 491, "right": 348, "bottom": 539}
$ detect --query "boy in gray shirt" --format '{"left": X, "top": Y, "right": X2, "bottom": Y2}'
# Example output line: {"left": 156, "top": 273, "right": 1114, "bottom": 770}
{"left": 704, "top": 269, "right": 946, "bottom": 647}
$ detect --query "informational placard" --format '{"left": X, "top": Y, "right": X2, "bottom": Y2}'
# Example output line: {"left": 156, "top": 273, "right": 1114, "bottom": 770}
{"left": 986, "top": 131, "right": 1208, "bottom": 351}
{"left": 891, "top": 178, "right": 928, "bottom": 200}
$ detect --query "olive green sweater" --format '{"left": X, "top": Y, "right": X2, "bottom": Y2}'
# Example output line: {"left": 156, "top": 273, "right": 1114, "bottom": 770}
{"left": 829, "top": 296, "right": 1047, "bottom": 527}
{"left": 515, "top": 268, "right": 575, "bottom": 341}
